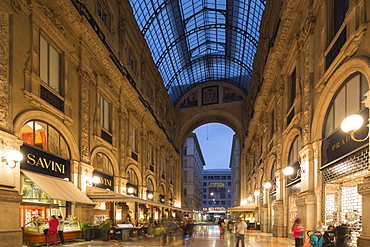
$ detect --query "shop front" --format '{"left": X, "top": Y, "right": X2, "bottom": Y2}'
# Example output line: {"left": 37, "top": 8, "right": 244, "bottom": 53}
{"left": 20, "top": 144, "right": 94, "bottom": 245}
{"left": 322, "top": 110, "right": 369, "bottom": 247}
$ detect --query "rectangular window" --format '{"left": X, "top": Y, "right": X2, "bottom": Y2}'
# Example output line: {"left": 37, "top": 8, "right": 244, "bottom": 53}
{"left": 101, "top": 97, "right": 111, "bottom": 132}
{"left": 288, "top": 69, "right": 296, "bottom": 109}
{"left": 149, "top": 144, "right": 154, "bottom": 164}
{"left": 97, "top": 3, "right": 107, "bottom": 26}
{"left": 333, "top": 0, "right": 349, "bottom": 34}
{"left": 130, "top": 126, "right": 138, "bottom": 152}
{"left": 40, "top": 36, "right": 60, "bottom": 93}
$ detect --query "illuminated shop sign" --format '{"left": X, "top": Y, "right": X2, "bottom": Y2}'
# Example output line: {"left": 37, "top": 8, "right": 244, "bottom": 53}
{"left": 20, "top": 144, "right": 70, "bottom": 179}
{"left": 93, "top": 170, "right": 114, "bottom": 191}
{"left": 322, "top": 109, "right": 368, "bottom": 167}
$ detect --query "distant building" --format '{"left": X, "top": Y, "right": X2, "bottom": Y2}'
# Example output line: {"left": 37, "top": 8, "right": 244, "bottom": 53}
{"left": 203, "top": 169, "right": 232, "bottom": 221}
{"left": 182, "top": 133, "right": 205, "bottom": 220}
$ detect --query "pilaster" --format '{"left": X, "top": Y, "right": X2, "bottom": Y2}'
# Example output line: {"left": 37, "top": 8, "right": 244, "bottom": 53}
{"left": 357, "top": 178, "right": 370, "bottom": 246}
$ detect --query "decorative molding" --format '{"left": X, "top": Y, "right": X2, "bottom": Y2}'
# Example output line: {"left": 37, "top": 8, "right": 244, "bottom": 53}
{"left": 81, "top": 85, "right": 90, "bottom": 163}
{"left": 11, "top": 0, "right": 22, "bottom": 12}
{"left": 358, "top": 181, "right": 370, "bottom": 195}
{"left": 0, "top": 9, "right": 10, "bottom": 129}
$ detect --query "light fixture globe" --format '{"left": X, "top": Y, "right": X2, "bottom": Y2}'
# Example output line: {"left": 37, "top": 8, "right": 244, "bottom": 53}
{"left": 264, "top": 182, "right": 272, "bottom": 189}
{"left": 254, "top": 190, "right": 260, "bottom": 196}
{"left": 92, "top": 176, "right": 100, "bottom": 184}
{"left": 6, "top": 150, "right": 23, "bottom": 162}
{"left": 127, "top": 187, "right": 134, "bottom": 194}
{"left": 247, "top": 196, "right": 253, "bottom": 202}
{"left": 148, "top": 193, "right": 153, "bottom": 199}
{"left": 341, "top": 114, "right": 363, "bottom": 133}
{"left": 283, "top": 166, "right": 295, "bottom": 176}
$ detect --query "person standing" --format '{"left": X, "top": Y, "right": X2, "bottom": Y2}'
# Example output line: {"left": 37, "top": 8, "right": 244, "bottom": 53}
{"left": 315, "top": 221, "right": 327, "bottom": 234}
{"left": 57, "top": 216, "right": 65, "bottom": 245}
{"left": 235, "top": 218, "right": 248, "bottom": 247}
{"left": 292, "top": 218, "right": 305, "bottom": 247}
{"left": 47, "top": 215, "right": 59, "bottom": 246}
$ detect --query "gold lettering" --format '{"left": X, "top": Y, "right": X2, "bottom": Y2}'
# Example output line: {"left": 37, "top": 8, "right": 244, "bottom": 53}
{"left": 54, "top": 162, "right": 65, "bottom": 174}
{"left": 27, "top": 153, "right": 36, "bottom": 165}
{"left": 25, "top": 152, "right": 67, "bottom": 174}
{"left": 35, "top": 157, "right": 46, "bottom": 168}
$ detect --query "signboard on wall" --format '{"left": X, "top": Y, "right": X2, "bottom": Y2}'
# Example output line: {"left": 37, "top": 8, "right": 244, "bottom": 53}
{"left": 93, "top": 170, "right": 114, "bottom": 191}
{"left": 322, "top": 110, "right": 369, "bottom": 167}
{"left": 20, "top": 144, "right": 70, "bottom": 179}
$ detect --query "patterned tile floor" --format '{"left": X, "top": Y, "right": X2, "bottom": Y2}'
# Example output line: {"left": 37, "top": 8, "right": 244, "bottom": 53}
{"left": 28, "top": 224, "right": 295, "bottom": 247}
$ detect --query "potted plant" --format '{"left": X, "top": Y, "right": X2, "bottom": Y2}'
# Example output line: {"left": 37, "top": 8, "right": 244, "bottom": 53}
{"left": 81, "top": 221, "right": 93, "bottom": 241}
{"left": 99, "top": 220, "right": 112, "bottom": 242}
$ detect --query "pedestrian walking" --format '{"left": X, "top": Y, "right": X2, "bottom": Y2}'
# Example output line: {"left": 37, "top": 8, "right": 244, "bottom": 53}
{"left": 235, "top": 218, "right": 248, "bottom": 247}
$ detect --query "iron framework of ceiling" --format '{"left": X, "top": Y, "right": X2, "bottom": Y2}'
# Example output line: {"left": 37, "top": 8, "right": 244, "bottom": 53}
{"left": 128, "top": 0, "right": 266, "bottom": 105}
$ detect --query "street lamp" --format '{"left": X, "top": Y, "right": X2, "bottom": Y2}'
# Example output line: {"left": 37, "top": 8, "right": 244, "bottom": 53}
{"left": 341, "top": 114, "right": 369, "bottom": 142}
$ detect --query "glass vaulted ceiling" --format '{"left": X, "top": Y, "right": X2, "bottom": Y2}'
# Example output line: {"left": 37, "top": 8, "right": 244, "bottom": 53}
{"left": 128, "top": 0, "right": 266, "bottom": 105}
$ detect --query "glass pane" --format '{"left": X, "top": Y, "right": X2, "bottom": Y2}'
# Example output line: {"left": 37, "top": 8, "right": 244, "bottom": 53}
{"left": 20, "top": 122, "right": 35, "bottom": 145}
{"left": 40, "top": 37, "right": 48, "bottom": 84}
{"left": 95, "top": 153, "right": 103, "bottom": 171}
{"left": 334, "top": 89, "right": 346, "bottom": 129}
{"left": 104, "top": 101, "right": 110, "bottom": 131}
{"left": 48, "top": 126, "right": 59, "bottom": 155}
{"left": 59, "top": 136, "right": 70, "bottom": 159}
{"left": 361, "top": 74, "right": 369, "bottom": 108}
{"left": 325, "top": 106, "right": 334, "bottom": 137}
{"left": 102, "top": 154, "right": 113, "bottom": 176}
{"left": 34, "top": 121, "right": 48, "bottom": 151}
{"left": 49, "top": 46, "right": 60, "bottom": 93}
{"left": 346, "top": 75, "right": 360, "bottom": 116}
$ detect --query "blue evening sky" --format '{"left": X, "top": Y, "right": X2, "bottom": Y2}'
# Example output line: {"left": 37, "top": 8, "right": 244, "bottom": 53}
{"left": 193, "top": 123, "right": 235, "bottom": 169}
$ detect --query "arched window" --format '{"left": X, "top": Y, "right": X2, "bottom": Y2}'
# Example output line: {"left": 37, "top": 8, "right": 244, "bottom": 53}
{"left": 271, "top": 160, "right": 276, "bottom": 180}
{"left": 93, "top": 152, "right": 113, "bottom": 176}
{"left": 128, "top": 169, "right": 138, "bottom": 185}
{"left": 288, "top": 136, "right": 301, "bottom": 166}
{"left": 324, "top": 73, "right": 368, "bottom": 137}
{"left": 20, "top": 120, "right": 70, "bottom": 159}
{"left": 147, "top": 178, "right": 154, "bottom": 191}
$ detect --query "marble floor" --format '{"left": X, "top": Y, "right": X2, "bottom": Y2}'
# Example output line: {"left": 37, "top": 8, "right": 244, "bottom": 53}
{"left": 32, "top": 224, "right": 295, "bottom": 247}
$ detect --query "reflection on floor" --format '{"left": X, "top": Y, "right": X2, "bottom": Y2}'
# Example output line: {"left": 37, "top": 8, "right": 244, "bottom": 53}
{"left": 30, "top": 224, "right": 295, "bottom": 247}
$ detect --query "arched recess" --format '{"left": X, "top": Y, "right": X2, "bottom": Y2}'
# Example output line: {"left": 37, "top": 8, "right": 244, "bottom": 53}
{"left": 177, "top": 110, "right": 243, "bottom": 149}
{"left": 311, "top": 56, "right": 370, "bottom": 141}
{"left": 266, "top": 153, "right": 277, "bottom": 180}
{"left": 13, "top": 110, "right": 79, "bottom": 160}
{"left": 91, "top": 146, "right": 119, "bottom": 176}
{"left": 145, "top": 174, "right": 157, "bottom": 192}
{"left": 281, "top": 127, "right": 302, "bottom": 166}
{"left": 124, "top": 163, "right": 143, "bottom": 186}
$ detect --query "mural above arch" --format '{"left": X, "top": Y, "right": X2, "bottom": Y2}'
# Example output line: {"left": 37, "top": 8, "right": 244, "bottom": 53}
{"left": 179, "top": 84, "right": 244, "bottom": 109}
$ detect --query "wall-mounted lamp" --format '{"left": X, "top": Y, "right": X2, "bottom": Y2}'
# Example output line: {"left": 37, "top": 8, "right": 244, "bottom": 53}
{"left": 263, "top": 182, "right": 272, "bottom": 189}
{"left": 254, "top": 190, "right": 261, "bottom": 196}
{"left": 127, "top": 187, "right": 134, "bottom": 194}
{"left": 1, "top": 149, "right": 23, "bottom": 169}
{"left": 341, "top": 114, "right": 369, "bottom": 142}
{"left": 92, "top": 176, "right": 100, "bottom": 184}
{"left": 147, "top": 193, "right": 153, "bottom": 199}
{"left": 283, "top": 166, "right": 305, "bottom": 180}
{"left": 247, "top": 196, "right": 253, "bottom": 202}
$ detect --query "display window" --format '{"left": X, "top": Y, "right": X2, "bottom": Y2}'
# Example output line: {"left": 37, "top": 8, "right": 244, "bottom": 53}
{"left": 20, "top": 173, "right": 66, "bottom": 227}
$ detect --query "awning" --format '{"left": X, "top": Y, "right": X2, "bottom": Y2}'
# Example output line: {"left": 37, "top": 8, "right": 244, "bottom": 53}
{"left": 226, "top": 203, "right": 257, "bottom": 212}
{"left": 87, "top": 186, "right": 188, "bottom": 212}
{"left": 22, "top": 170, "right": 94, "bottom": 205}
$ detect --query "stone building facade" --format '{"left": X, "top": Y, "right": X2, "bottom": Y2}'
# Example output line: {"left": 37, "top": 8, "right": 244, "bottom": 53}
{"left": 244, "top": 1, "right": 370, "bottom": 246}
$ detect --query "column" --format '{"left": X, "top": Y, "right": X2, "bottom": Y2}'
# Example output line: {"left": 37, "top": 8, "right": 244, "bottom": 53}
{"left": 357, "top": 178, "right": 370, "bottom": 246}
